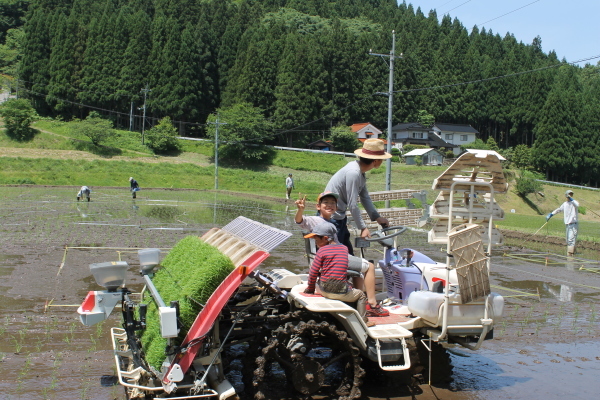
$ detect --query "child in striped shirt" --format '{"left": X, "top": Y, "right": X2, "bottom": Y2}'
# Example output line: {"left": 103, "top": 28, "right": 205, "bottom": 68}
{"left": 303, "top": 222, "right": 371, "bottom": 325}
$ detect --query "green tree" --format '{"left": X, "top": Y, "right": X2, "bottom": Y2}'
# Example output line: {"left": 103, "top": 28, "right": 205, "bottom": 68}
{"left": 329, "top": 124, "right": 359, "bottom": 152}
{"left": 514, "top": 170, "right": 543, "bottom": 197}
{"left": 0, "top": 27, "right": 23, "bottom": 76}
{"left": 460, "top": 138, "right": 487, "bottom": 152}
{"left": 72, "top": 112, "right": 115, "bottom": 146}
{"left": 0, "top": 98, "right": 38, "bottom": 140}
{"left": 416, "top": 110, "right": 435, "bottom": 127}
{"left": 19, "top": 7, "right": 52, "bottom": 113}
{"left": 145, "top": 116, "right": 181, "bottom": 153}
{"left": 532, "top": 66, "right": 582, "bottom": 182}
{"left": 207, "top": 103, "right": 274, "bottom": 164}
{"left": 511, "top": 144, "right": 531, "bottom": 170}
{"left": 486, "top": 136, "right": 500, "bottom": 151}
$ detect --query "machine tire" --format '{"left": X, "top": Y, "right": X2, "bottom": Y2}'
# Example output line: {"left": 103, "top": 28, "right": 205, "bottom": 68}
{"left": 253, "top": 318, "right": 364, "bottom": 400}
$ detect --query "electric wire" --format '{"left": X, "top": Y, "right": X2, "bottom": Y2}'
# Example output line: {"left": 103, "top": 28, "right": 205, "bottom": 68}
{"left": 477, "top": 0, "right": 540, "bottom": 27}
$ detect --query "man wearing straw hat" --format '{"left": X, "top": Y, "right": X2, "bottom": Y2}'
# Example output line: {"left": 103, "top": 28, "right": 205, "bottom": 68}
{"left": 546, "top": 189, "right": 579, "bottom": 256}
{"left": 325, "top": 138, "right": 391, "bottom": 255}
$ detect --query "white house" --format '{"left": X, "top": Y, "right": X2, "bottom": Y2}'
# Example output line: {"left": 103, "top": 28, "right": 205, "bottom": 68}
{"left": 391, "top": 122, "right": 478, "bottom": 156}
{"left": 403, "top": 148, "right": 445, "bottom": 166}
{"left": 432, "top": 123, "right": 478, "bottom": 153}
{"left": 350, "top": 123, "right": 382, "bottom": 140}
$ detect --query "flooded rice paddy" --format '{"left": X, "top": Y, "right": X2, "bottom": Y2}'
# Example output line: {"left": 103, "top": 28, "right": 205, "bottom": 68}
{"left": 0, "top": 186, "right": 598, "bottom": 400}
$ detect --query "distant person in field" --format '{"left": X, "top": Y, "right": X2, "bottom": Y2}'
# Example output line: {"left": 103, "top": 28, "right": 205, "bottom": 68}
{"left": 285, "top": 173, "right": 294, "bottom": 200}
{"left": 325, "top": 138, "right": 391, "bottom": 255}
{"left": 129, "top": 177, "right": 140, "bottom": 199}
{"left": 546, "top": 189, "right": 579, "bottom": 256}
{"left": 76, "top": 186, "right": 91, "bottom": 202}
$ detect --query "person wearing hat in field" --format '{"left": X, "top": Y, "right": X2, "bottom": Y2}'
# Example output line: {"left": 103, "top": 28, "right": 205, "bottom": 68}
{"left": 295, "top": 191, "right": 389, "bottom": 317}
{"left": 546, "top": 189, "right": 579, "bottom": 256}
{"left": 129, "top": 177, "right": 140, "bottom": 199}
{"left": 303, "top": 222, "right": 374, "bottom": 326}
{"left": 285, "top": 173, "right": 294, "bottom": 200}
{"left": 325, "top": 138, "right": 391, "bottom": 255}
{"left": 76, "top": 186, "right": 91, "bottom": 202}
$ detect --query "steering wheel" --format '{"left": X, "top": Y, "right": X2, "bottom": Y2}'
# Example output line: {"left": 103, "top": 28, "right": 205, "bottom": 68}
{"left": 363, "top": 225, "right": 408, "bottom": 247}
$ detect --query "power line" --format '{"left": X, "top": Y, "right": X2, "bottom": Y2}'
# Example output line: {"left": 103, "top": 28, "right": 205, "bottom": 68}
{"left": 393, "top": 55, "right": 600, "bottom": 95}
{"left": 477, "top": 0, "right": 540, "bottom": 27}
{"left": 443, "top": 0, "right": 472, "bottom": 14}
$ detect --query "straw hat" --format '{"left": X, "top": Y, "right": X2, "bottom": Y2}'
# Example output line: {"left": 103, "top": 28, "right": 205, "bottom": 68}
{"left": 354, "top": 138, "right": 392, "bottom": 159}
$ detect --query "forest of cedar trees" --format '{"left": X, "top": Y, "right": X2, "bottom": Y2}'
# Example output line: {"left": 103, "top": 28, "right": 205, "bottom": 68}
{"left": 1, "top": 0, "right": 599, "bottom": 186}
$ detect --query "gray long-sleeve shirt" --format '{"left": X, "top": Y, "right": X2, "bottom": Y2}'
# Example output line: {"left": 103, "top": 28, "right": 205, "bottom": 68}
{"left": 552, "top": 199, "right": 579, "bottom": 224}
{"left": 325, "top": 161, "right": 380, "bottom": 230}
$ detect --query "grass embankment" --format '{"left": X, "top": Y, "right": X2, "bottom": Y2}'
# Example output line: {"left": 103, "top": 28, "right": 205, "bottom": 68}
{"left": 1, "top": 119, "right": 599, "bottom": 242}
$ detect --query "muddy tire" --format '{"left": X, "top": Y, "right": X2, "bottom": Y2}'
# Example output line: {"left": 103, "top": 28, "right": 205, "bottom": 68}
{"left": 253, "top": 319, "right": 364, "bottom": 400}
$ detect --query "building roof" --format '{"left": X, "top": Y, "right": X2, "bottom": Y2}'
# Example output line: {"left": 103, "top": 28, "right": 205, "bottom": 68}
{"left": 427, "top": 132, "right": 457, "bottom": 148}
{"left": 463, "top": 149, "right": 506, "bottom": 161}
{"left": 391, "top": 122, "right": 426, "bottom": 130}
{"left": 403, "top": 148, "right": 440, "bottom": 156}
{"left": 435, "top": 123, "right": 479, "bottom": 134}
{"left": 351, "top": 122, "right": 381, "bottom": 134}
{"left": 351, "top": 123, "right": 369, "bottom": 132}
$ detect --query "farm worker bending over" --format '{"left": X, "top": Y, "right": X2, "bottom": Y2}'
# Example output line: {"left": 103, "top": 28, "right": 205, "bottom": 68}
{"left": 296, "top": 191, "right": 389, "bottom": 317}
{"left": 285, "top": 173, "right": 294, "bottom": 200}
{"left": 325, "top": 138, "right": 391, "bottom": 255}
{"left": 77, "top": 186, "right": 91, "bottom": 202}
{"left": 129, "top": 177, "right": 140, "bottom": 199}
{"left": 303, "top": 222, "right": 374, "bottom": 326}
{"left": 546, "top": 189, "right": 579, "bottom": 256}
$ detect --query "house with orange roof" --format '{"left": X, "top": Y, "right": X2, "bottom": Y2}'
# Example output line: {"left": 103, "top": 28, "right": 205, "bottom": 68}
{"left": 350, "top": 123, "right": 382, "bottom": 141}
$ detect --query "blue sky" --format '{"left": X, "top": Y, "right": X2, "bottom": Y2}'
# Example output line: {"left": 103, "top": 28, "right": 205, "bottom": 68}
{"left": 410, "top": 1, "right": 600, "bottom": 67}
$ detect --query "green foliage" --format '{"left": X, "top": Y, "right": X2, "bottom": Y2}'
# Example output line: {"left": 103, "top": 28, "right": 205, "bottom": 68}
{"left": 11, "top": 0, "right": 600, "bottom": 188}
{"left": 414, "top": 155, "right": 423, "bottom": 166}
{"left": 460, "top": 138, "right": 487, "bottom": 152}
{"left": 272, "top": 151, "right": 348, "bottom": 174}
{"left": 486, "top": 137, "right": 499, "bottom": 151}
{"left": 70, "top": 113, "right": 115, "bottom": 146}
{"left": 515, "top": 170, "right": 543, "bottom": 197}
{"left": 207, "top": 103, "right": 274, "bottom": 165}
{"left": 145, "top": 116, "right": 181, "bottom": 153}
{"left": 391, "top": 147, "right": 400, "bottom": 155}
{"left": 328, "top": 124, "right": 359, "bottom": 153}
{"left": 140, "top": 236, "right": 235, "bottom": 369}
{"left": 0, "top": 28, "right": 23, "bottom": 76}
{"left": 416, "top": 110, "right": 435, "bottom": 127}
{"left": 0, "top": 98, "right": 38, "bottom": 140}
{"left": 511, "top": 144, "right": 532, "bottom": 169}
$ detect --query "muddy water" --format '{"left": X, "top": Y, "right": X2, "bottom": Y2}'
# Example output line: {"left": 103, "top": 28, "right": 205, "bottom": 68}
{"left": 0, "top": 186, "right": 598, "bottom": 400}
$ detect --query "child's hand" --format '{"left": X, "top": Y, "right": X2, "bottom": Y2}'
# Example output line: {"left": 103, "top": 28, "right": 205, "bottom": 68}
{"left": 295, "top": 195, "right": 306, "bottom": 210}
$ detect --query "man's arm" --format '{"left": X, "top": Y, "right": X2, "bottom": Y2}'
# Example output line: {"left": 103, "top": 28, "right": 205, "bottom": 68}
{"left": 344, "top": 169, "right": 367, "bottom": 231}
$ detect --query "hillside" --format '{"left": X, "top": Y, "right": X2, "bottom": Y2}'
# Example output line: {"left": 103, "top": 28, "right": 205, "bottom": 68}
{"left": 1, "top": 121, "right": 598, "bottom": 252}
{"left": 3, "top": 0, "right": 597, "bottom": 187}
